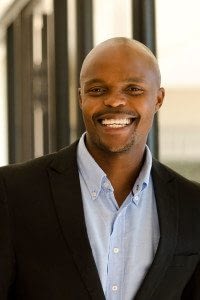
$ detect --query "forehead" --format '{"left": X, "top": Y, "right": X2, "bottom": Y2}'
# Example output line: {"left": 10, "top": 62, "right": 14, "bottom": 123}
{"left": 80, "top": 44, "right": 156, "bottom": 85}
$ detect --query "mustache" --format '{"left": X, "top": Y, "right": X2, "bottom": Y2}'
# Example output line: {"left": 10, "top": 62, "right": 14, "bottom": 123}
{"left": 93, "top": 108, "right": 137, "bottom": 119}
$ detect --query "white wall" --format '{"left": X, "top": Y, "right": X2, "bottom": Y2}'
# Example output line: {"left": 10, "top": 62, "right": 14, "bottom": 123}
{"left": 93, "top": 0, "right": 132, "bottom": 45}
{"left": 156, "top": 0, "right": 200, "bottom": 87}
{"left": 0, "top": 0, "right": 15, "bottom": 166}
{"left": 156, "top": 0, "right": 200, "bottom": 165}
{"left": 0, "top": 0, "right": 15, "bottom": 19}
{"left": 0, "top": 41, "right": 8, "bottom": 166}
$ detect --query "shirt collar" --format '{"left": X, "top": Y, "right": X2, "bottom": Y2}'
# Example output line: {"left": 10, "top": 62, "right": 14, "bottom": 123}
{"left": 131, "top": 145, "right": 152, "bottom": 205}
{"left": 77, "top": 133, "right": 152, "bottom": 203}
{"left": 77, "top": 133, "right": 107, "bottom": 200}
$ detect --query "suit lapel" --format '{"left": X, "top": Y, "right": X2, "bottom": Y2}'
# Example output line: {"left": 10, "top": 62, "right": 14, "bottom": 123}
{"left": 47, "top": 142, "right": 105, "bottom": 299}
{"left": 135, "top": 159, "right": 179, "bottom": 300}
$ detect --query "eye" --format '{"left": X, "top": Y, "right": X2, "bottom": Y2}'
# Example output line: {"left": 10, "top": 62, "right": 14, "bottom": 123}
{"left": 88, "top": 87, "right": 107, "bottom": 96}
{"left": 126, "top": 86, "right": 144, "bottom": 95}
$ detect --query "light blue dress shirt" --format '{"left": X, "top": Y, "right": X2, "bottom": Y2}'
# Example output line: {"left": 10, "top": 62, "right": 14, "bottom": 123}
{"left": 77, "top": 134, "right": 160, "bottom": 300}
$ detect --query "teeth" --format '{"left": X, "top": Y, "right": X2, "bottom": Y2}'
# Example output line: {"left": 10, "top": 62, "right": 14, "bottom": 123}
{"left": 101, "top": 118, "right": 131, "bottom": 126}
{"left": 104, "top": 124, "right": 126, "bottom": 128}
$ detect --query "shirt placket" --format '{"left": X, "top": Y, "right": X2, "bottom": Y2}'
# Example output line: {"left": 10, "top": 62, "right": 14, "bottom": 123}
{"left": 106, "top": 207, "right": 125, "bottom": 300}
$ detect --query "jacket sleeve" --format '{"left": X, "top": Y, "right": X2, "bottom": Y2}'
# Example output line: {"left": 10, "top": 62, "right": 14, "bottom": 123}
{"left": 181, "top": 261, "right": 200, "bottom": 300}
{"left": 0, "top": 177, "right": 16, "bottom": 299}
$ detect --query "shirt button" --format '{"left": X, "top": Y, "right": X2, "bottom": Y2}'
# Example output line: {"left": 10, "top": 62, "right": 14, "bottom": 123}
{"left": 91, "top": 191, "right": 97, "bottom": 198}
{"left": 135, "top": 195, "right": 139, "bottom": 201}
{"left": 113, "top": 247, "right": 119, "bottom": 253}
{"left": 112, "top": 285, "right": 118, "bottom": 291}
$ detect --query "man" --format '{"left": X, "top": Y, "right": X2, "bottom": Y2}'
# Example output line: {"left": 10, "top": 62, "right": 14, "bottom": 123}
{"left": 0, "top": 37, "right": 200, "bottom": 300}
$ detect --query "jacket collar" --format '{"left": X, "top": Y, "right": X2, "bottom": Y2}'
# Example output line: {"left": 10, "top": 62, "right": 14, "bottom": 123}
{"left": 47, "top": 141, "right": 105, "bottom": 299}
{"left": 135, "top": 159, "right": 179, "bottom": 299}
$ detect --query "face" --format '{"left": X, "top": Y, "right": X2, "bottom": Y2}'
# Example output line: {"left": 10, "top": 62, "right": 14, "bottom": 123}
{"left": 79, "top": 44, "right": 164, "bottom": 156}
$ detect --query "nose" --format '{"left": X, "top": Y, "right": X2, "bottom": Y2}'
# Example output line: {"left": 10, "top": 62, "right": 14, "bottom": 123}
{"left": 103, "top": 92, "right": 127, "bottom": 107}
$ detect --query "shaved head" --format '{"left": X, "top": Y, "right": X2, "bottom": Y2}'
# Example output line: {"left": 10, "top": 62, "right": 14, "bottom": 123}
{"left": 79, "top": 36, "right": 165, "bottom": 157}
{"left": 80, "top": 37, "right": 161, "bottom": 87}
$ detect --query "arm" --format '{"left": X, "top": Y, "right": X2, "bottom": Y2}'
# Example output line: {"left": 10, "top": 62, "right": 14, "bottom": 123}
{"left": 0, "top": 178, "right": 16, "bottom": 299}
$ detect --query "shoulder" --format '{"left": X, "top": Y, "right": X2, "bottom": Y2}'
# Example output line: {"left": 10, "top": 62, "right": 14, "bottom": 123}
{"left": 152, "top": 158, "right": 200, "bottom": 204}
{"left": 152, "top": 158, "right": 200, "bottom": 185}
{"left": 151, "top": 160, "right": 200, "bottom": 239}
{"left": 0, "top": 141, "right": 79, "bottom": 183}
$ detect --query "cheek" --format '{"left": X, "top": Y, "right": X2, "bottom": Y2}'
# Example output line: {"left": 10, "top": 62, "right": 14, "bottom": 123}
{"left": 81, "top": 99, "right": 102, "bottom": 119}
{"left": 137, "top": 100, "right": 156, "bottom": 117}
{"left": 136, "top": 101, "right": 157, "bottom": 128}
{"left": 81, "top": 104, "right": 93, "bottom": 120}
{"left": 80, "top": 101, "right": 98, "bottom": 128}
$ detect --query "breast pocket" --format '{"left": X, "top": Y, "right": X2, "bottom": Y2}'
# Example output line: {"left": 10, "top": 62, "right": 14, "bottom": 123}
{"left": 169, "top": 253, "right": 200, "bottom": 270}
{"left": 152, "top": 253, "right": 200, "bottom": 299}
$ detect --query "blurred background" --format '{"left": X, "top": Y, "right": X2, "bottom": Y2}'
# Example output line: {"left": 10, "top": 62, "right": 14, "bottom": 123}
{"left": 0, "top": 0, "right": 200, "bottom": 181}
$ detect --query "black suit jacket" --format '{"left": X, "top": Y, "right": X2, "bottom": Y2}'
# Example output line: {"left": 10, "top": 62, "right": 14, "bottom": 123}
{"left": 0, "top": 141, "right": 200, "bottom": 300}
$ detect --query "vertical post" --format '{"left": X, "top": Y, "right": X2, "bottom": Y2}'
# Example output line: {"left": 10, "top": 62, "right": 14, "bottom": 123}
{"left": 42, "top": 14, "right": 49, "bottom": 155}
{"left": 76, "top": 0, "right": 93, "bottom": 137}
{"left": 132, "top": 0, "right": 159, "bottom": 158}
{"left": 6, "top": 23, "right": 16, "bottom": 163}
{"left": 7, "top": 11, "right": 34, "bottom": 163}
{"left": 21, "top": 11, "right": 34, "bottom": 161}
{"left": 54, "top": 0, "right": 70, "bottom": 149}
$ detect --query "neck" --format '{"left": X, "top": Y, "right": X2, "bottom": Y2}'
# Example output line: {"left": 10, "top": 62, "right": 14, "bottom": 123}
{"left": 86, "top": 143, "right": 146, "bottom": 206}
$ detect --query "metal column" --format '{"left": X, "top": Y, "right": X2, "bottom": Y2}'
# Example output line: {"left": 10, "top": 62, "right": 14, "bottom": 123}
{"left": 54, "top": 0, "right": 70, "bottom": 149}
{"left": 76, "top": 0, "right": 93, "bottom": 137}
{"left": 132, "top": 0, "right": 159, "bottom": 158}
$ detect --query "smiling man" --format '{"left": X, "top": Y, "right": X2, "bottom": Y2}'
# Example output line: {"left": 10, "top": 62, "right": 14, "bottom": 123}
{"left": 79, "top": 38, "right": 164, "bottom": 206}
{"left": 79, "top": 38, "right": 162, "bottom": 154}
{"left": 0, "top": 37, "right": 200, "bottom": 300}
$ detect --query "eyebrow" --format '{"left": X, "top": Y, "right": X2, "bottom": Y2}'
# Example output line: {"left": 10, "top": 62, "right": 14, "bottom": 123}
{"left": 83, "top": 79, "right": 105, "bottom": 86}
{"left": 124, "top": 77, "right": 147, "bottom": 83}
{"left": 83, "top": 77, "right": 147, "bottom": 86}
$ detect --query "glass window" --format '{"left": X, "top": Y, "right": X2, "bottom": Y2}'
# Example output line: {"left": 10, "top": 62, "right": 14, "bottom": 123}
{"left": 156, "top": 0, "right": 200, "bottom": 181}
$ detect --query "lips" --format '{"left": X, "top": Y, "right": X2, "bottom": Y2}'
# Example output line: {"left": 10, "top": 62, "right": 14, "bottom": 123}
{"left": 96, "top": 112, "right": 137, "bottom": 130}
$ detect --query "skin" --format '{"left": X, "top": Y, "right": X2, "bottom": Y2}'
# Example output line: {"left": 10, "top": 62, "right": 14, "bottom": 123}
{"left": 79, "top": 37, "right": 165, "bottom": 206}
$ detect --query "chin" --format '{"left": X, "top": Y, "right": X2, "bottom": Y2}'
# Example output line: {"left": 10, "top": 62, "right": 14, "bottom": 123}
{"left": 87, "top": 131, "right": 144, "bottom": 155}
{"left": 95, "top": 138, "right": 138, "bottom": 154}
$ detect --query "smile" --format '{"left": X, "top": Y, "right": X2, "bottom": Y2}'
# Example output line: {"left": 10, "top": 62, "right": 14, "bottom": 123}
{"left": 100, "top": 118, "right": 133, "bottom": 128}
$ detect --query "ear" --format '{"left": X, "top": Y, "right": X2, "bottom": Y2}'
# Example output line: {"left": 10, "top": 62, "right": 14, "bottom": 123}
{"left": 78, "top": 88, "right": 83, "bottom": 109}
{"left": 155, "top": 87, "right": 165, "bottom": 113}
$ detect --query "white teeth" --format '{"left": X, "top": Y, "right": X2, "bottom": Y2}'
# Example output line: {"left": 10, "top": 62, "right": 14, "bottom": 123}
{"left": 101, "top": 118, "right": 131, "bottom": 127}
{"left": 105, "top": 124, "right": 126, "bottom": 128}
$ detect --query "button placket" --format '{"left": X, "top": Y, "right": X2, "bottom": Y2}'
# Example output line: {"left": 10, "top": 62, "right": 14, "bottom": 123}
{"left": 106, "top": 209, "right": 125, "bottom": 299}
